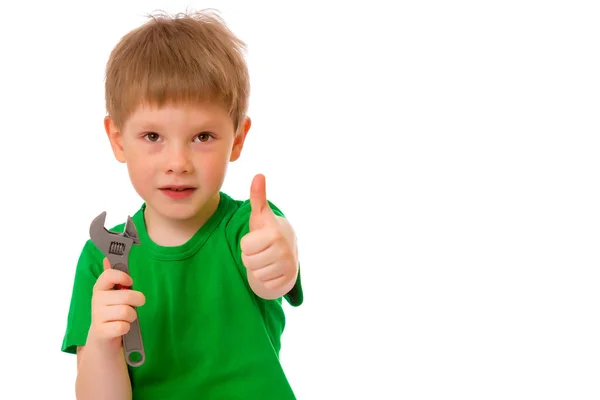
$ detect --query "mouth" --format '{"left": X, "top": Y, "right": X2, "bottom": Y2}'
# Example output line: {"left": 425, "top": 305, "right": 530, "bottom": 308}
{"left": 159, "top": 186, "right": 197, "bottom": 192}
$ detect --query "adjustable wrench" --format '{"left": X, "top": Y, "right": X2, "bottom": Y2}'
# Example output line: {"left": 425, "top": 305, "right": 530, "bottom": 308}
{"left": 89, "top": 211, "right": 145, "bottom": 367}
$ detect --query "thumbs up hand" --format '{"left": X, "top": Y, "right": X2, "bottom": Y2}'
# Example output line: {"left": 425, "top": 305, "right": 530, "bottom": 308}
{"left": 240, "top": 174, "right": 299, "bottom": 300}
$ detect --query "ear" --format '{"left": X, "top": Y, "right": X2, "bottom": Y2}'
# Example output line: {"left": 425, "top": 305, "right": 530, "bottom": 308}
{"left": 104, "top": 116, "right": 126, "bottom": 163}
{"left": 230, "top": 116, "right": 251, "bottom": 162}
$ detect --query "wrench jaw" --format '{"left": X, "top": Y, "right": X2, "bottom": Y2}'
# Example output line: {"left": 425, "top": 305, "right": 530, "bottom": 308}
{"left": 89, "top": 212, "right": 139, "bottom": 257}
{"left": 124, "top": 216, "right": 140, "bottom": 245}
{"left": 89, "top": 211, "right": 138, "bottom": 274}
{"left": 89, "top": 211, "right": 109, "bottom": 249}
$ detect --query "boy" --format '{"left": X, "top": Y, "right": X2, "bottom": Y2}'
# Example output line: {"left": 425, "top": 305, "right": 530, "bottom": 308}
{"left": 61, "top": 10, "right": 303, "bottom": 400}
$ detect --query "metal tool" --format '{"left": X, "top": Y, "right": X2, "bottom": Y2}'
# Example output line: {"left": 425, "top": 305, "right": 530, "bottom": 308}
{"left": 89, "top": 211, "right": 145, "bottom": 367}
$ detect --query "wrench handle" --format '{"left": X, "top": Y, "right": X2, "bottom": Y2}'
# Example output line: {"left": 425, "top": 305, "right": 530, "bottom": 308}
{"left": 110, "top": 261, "right": 145, "bottom": 367}
{"left": 122, "top": 312, "right": 145, "bottom": 367}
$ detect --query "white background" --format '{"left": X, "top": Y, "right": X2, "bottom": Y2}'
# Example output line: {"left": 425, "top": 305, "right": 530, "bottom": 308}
{"left": 1, "top": 1, "right": 599, "bottom": 399}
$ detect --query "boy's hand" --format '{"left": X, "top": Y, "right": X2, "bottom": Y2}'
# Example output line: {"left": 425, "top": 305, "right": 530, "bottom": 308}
{"left": 88, "top": 258, "right": 146, "bottom": 349}
{"left": 241, "top": 174, "right": 299, "bottom": 300}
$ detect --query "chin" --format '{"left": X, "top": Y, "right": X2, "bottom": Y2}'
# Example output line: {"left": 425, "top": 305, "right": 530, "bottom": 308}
{"left": 142, "top": 189, "right": 219, "bottom": 222}
{"left": 157, "top": 204, "right": 204, "bottom": 221}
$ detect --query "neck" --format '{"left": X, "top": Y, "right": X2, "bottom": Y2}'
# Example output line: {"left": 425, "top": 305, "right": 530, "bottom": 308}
{"left": 144, "top": 193, "right": 220, "bottom": 246}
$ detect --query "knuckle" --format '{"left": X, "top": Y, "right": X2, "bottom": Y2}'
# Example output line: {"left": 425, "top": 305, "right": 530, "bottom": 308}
{"left": 241, "top": 253, "right": 250, "bottom": 266}
{"left": 117, "top": 305, "right": 129, "bottom": 320}
{"left": 119, "top": 306, "right": 135, "bottom": 322}
{"left": 250, "top": 268, "right": 260, "bottom": 280}
{"left": 98, "top": 270, "right": 117, "bottom": 286}
{"left": 277, "top": 246, "right": 287, "bottom": 260}
{"left": 115, "top": 321, "right": 130, "bottom": 336}
{"left": 104, "top": 268, "right": 118, "bottom": 278}
{"left": 122, "top": 291, "right": 134, "bottom": 305}
{"left": 117, "top": 271, "right": 132, "bottom": 284}
{"left": 126, "top": 290, "right": 144, "bottom": 306}
{"left": 128, "top": 308, "right": 138, "bottom": 323}
{"left": 268, "top": 228, "right": 279, "bottom": 242}
{"left": 263, "top": 279, "right": 280, "bottom": 290}
{"left": 256, "top": 269, "right": 269, "bottom": 282}
{"left": 285, "top": 260, "right": 295, "bottom": 273}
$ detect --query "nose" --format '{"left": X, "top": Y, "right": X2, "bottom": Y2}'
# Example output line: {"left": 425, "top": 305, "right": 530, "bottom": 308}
{"left": 164, "top": 144, "right": 194, "bottom": 175}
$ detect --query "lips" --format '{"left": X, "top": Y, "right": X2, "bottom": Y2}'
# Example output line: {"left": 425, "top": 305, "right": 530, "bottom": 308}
{"left": 160, "top": 185, "right": 196, "bottom": 191}
{"left": 159, "top": 186, "right": 197, "bottom": 193}
{"left": 159, "top": 185, "right": 197, "bottom": 199}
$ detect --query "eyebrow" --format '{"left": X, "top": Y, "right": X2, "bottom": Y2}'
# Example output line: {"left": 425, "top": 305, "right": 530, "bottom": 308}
{"left": 136, "top": 123, "right": 160, "bottom": 131}
{"left": 136, "top": 123, "right": 226, "bottom": 135}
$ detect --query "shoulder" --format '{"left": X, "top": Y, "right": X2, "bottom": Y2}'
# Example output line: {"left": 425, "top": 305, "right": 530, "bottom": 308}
{"left": 77, "top": 238, "right": 104, "bottom": 264}
{"left": 69, "top": 239, "right": 104, "bottom": 282}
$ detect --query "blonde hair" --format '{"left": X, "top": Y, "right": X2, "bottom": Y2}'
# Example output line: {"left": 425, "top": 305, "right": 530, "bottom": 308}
{"left": 105, "top": 9, "right": 249, "bottom": 131}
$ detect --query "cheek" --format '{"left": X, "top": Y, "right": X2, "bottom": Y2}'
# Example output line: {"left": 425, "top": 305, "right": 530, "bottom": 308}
{"left": 195, "top": 148, "right": 230, "bottom": 181}
{"left": 126, "top": 162, "right": 155, "bottom": 193}
{"left": 123, "top": 146, "right": 156, "bottom": 192}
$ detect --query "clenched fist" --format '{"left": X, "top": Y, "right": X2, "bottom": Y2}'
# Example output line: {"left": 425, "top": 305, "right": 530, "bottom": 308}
{"left": 240, "top": 174, "right": 299, "bottom": 300}
{"left": 88, "top": 258, "right": 146, "bottom": 349}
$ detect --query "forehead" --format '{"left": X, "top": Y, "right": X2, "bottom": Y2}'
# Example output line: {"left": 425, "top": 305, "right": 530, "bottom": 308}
{"left": 124, "top": 99, "right": 234, "bottom": 130}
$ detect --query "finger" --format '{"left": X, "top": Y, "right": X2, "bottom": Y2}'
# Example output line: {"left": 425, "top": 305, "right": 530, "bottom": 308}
{"left": 241, "top": 244, "right": 280, "bottom": 271}
{"left": 97, "top": 289, "right": 146, "bottom": 307}
{"left": 99, "top": 305, "right": 138, "bottom": 323}
{"left": 94, "top": 268, "right": 133, "bottom": 292}
{"left": 261, "top": 274, "right": 288, "bottom": 290}
{"left": 103, "top": 258, "right": 131, "bottom": 290}
{"left": 250, "top": 263, "right": 283, "bottom": 282}
{"left": 250, "top": 173, "right": 268, "bottom": 216}
{"left": 240, "top": 228, "right": 278, "bottom": 256}
{"left": 102, "top": 321, "right": 131, "bottom": 337}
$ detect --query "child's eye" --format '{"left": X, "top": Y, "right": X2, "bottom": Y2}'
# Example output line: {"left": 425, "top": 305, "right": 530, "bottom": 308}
{"left": 144, "top": 132, "right": 161, "bottom": 142}
{"left": 194, "top": 132, "right": 213, "bottom": 143}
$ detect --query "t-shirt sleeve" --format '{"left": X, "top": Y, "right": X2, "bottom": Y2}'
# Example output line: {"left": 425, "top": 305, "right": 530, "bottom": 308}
{"left": 61, "top": 240, "right": 104, "bottom": 355}
{"left": 225, "top": 199, "right": 303, "bottom": 307}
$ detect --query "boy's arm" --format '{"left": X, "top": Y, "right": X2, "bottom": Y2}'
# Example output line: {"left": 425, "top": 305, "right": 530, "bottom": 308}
{"left": 73, "top": 259, "right": 144, "bottom": 400}
{"left": 75, "top": 335, "right": 132, "bottom": 400}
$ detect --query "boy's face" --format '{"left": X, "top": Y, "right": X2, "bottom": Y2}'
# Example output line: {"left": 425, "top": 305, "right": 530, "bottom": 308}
{"left": 105, "top": 100, "right": 250, "bottom": 222}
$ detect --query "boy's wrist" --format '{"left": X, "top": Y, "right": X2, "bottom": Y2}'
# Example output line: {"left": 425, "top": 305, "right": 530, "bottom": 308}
{"left": 86, "top": 327, "right": 123, "bottom": 355}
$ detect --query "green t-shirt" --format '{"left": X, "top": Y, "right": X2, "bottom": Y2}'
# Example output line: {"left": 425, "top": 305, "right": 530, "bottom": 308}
{"left": 61, "top": 192, "right": 303, "bottom": 399}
